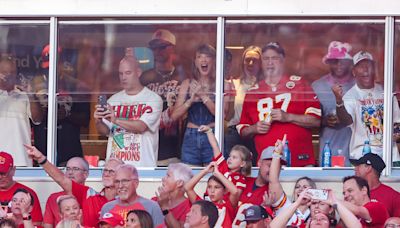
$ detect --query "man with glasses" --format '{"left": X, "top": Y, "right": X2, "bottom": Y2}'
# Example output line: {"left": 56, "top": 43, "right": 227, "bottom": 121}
{"left": 140, "top": 29, "right": 187, "bottom": 166}
{"left": 100, "top": 164, "right": 164, "bottom": 227}
{"left": 43, "top": 157, "right": 89, "bottom": 228}
{"left": 0, "top": 151, "right": 43, "bottom": 226}
{"left": 0, "top": 54, "right": 42, "bottom": 167}
{"left": 25, "top": 145, "right": 124, "bottom": 227}
{"left": 238, "top": 42, "right": 321, "bottom": 167}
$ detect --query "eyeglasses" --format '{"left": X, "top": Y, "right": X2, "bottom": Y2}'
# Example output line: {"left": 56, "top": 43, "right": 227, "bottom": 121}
{"left": 102, "top": 169, "right": 116, "bottom": 175}
{"left": 386, "top": 224, "right": 400, "bottom": 228}
{"left": 262, "top": 56, "right": 282, "bottom": 62}
{"left": 150, "top": 44, "right": 171, "bottom": 51}
{"left": 244, "top": 57, "right": 260, "bottom": 64}
{"left": 0, "top": 169, "right": 11, "bottom": 178}
{"left": 65, "top": 167, "right": 86, "bottom": 173}
{"left": 114, "top": 178, "right": 136, "bottom": 186}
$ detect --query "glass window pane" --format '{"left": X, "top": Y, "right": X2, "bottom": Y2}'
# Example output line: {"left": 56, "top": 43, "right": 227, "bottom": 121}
{"left": 0, "top": 24, "right": 49, "bottom": 166}
{"left": 224, "top": 22, "right": 384, "bottom": 167}
{"left": 57, "top": 22, "right": 217, "bottom": 167}
{"left": 392, "top": 23, "right": 400, "bottom": 167}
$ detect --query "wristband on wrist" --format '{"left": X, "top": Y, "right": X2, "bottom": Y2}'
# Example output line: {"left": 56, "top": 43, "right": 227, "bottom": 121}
{"left": 38, "top": 158, "right": 48, "bottom": 166}
{"left": 336, "top": 102, "right": 344, "bottom": 108}
{"left": 162, "top": 209, "right": 169, "bottom": 216}
{"left": 184, "top": 101, "right": 191, "bottom": 108}
{"left": 202, "top": 97, "right": 210, "bottom": 104}
{"left": 205, "top": 128, "right": 213, "bottom": 134}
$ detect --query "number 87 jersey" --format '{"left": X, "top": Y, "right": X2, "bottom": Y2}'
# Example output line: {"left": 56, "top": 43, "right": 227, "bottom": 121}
{"left": 237, "top": 75, "right": 321, "bottom": 167}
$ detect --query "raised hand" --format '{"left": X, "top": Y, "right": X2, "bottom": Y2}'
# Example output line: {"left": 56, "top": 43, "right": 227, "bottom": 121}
{"left": 274, "top": 134, "right": 287, "bottom": 155}
{"left": 24, "top": 144, "right": 45, "bottom": 162}
{"left": 331, "top": 84, "right": 344, "bottom": 102}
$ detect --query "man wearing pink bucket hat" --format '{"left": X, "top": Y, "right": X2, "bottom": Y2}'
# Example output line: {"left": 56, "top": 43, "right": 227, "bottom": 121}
{"left": 312, "top": 41, "right": 355, "bottom": 167}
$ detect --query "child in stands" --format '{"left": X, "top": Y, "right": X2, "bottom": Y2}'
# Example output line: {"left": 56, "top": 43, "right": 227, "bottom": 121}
{"left": 199, "top": 125, "right": 252, "bottom": 197}
{"left": 184, "top": 162, "right": 240, "bottom": 228}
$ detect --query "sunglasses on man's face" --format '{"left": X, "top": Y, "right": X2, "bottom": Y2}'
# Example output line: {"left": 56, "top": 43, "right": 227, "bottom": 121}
{"left": 150, "top": 44, "right": 171, "bottom": 51}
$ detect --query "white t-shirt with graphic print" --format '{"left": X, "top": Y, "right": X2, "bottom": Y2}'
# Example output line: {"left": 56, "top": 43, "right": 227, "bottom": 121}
{"left": 103, "top": 87, "right": 162, "bottom": 167}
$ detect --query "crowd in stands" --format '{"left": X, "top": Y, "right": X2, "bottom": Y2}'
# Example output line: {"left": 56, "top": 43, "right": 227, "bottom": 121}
{"left": 1, "top": 28, "right": 400, "bottom": 227}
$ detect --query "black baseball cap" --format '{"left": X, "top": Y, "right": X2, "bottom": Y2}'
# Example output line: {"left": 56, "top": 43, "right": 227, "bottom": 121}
{"left": 244, "top": 205, "right": 271, "bottom": 221}
{"left": 350, "top": 153, "right": 386, "bottom": 174}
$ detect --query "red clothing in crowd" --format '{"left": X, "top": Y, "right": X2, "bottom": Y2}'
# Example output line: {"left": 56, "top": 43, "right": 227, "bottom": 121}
{"left": 0, "top": 182, "right": 43, "bottom": 224}
{"left": 238, "top": 76, "right": 321, "bottom": 167}
{"left": 195, "top": 195, "right": 234, "bottom": 228}
{"left": 232, "top": 177, "right": 269, "bottom": 227}
{"left": 152, "top": 197, "right": 191, "bottom": 223}
{"left": 213, "top": 153, "right": 246, "bottom": 191}
{"left": 71, "top": 181, "right": 109, "bottom": 227}
{"left": 370, "top": 183, "right": 400, "bottom": 217}
{"left": 43, "top": 191, "right": 66, "bottom": 227}
{"left": 360, "top": 201, "right": 389, "bottom": 228}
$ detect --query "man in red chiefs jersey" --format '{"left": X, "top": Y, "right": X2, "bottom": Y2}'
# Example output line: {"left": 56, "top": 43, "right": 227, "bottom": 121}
{"left": 0, "top": 151, "right": 43, "bottom": 227}
{"left": 232, "top": 148, "right": 273, "bottom": 227}
{"left": 351, "top": 153, "right": 400, "bottom": 217}
{"left": 43, "top": 157, "right": 89, "bottom": 228}
{"left": 342, "top": 175, "right": 389, "bottom": 227}
{"left": 25, "top": 145, "right": 123, "bottom": 227}
{"left": 238, "top": 42, "right": 321, "bottom": 167}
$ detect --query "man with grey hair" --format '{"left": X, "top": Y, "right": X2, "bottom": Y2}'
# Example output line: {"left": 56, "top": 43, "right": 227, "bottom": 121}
{"left": 153, "top": 163, "right": 193, "bottom": 227}
{"left": 100, "top": 164, "right": 164, "bottom": 226}
{"left": 43, "top": 156, "right": 89, "bottom": 228}
{"left": 25, "top": 145, "right": 124, "bottom": 227}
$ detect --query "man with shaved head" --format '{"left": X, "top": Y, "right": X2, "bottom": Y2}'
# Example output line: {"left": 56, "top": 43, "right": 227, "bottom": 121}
{"left": 94, "top": 48, "right": 163, "bottom": 167}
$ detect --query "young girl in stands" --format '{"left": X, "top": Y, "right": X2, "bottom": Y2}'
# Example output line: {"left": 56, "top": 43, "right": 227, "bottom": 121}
{"left": 199, "top": 125, "right": 252, "bottom": 197}
{"left": 184, "top": 162, "right": 240, "bottom": 228}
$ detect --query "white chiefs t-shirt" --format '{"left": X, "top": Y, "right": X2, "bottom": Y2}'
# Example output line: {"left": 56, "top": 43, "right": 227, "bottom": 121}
{"left": 343, "top": 83, "right": 400, "bottom": 161}
{"left": 103, "top": 87, "right": 162, "bottom": 167}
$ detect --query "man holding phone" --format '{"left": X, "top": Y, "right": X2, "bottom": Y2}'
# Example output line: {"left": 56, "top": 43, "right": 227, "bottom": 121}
{"left": 94, "top": 49, "right": 163, "bottom": 167}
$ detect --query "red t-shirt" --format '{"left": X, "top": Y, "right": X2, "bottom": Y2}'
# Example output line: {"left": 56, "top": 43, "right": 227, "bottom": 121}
{"left": 213, "top": 153, "right": 246, "bottom": 190}
{"left": 232, "top": 177, "right": 269, "bottom": 227}
{"left": 370, "top": 183, "right": 400, "bottom": 217}
{"left": 152, "top": 197, "right": 191, "bottom": 223}
{"left": 0, "top": 182, "right": 43, "bottom": 224}
{"left": 43, "top": 191, "right": 66, "bottom": 226}
{"left": 238, "top": 76, "right": 321, "bottom": 167}
{"left": 71, "top": 181, "right": 109, "bottom": 227}
{"left": 360, "top": 201, "right": 389, "bottom": 228}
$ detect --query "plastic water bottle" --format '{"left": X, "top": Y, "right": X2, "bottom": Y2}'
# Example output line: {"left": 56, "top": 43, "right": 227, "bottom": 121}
{"left": 283, "top": 141, "right": 291, "bottom": 167}
{"left": 362, "top": 140, "right": 371, "bottom": 155}
{"left": 322, "top": 141, "right": 332, "bottom": 167}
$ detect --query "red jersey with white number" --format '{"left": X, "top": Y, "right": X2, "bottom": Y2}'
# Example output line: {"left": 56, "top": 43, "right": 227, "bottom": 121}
{"left": 213, "top": 153, "right": 246, "bottom": 191}
{"left": 232, "top": 177, "right": 270, "bottom": 227}
{"left": 238, "top": 76, "right": 321, "bottom": 167}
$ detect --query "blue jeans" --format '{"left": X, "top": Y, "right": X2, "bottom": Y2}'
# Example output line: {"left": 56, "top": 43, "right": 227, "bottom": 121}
{"left": 181, "top": 128, "right": 213, "bottom": 166}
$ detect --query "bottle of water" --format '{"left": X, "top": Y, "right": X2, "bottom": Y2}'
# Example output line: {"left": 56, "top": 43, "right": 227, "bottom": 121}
{"left": 362, "top": 140, "right": 371, "bottom": 155}
{"left": 322, "top": 141, "right": 332, "bottom": 167}
{"left": 283, "top": 141, "right": 291, "bottom": 167}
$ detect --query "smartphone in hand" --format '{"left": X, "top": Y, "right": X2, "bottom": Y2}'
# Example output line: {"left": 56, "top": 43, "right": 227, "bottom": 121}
{"left": 307, "top": 189, "right": 328, "bottom": 201}
{"left": 98, "top": 95, "right": 108, "bottom": 112}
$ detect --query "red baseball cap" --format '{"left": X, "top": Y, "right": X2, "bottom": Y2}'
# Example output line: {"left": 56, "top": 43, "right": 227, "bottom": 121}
{"left": 98, "top": 212, "right": 125, "bottom": 227}
{"left": 0, "top": 151, "right": 14, "bottom": 173}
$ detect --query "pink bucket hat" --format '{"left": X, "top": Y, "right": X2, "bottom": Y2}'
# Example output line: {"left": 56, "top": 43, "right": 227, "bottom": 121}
{"left": 322, "top": 41, "right": 353, "bottom": 64}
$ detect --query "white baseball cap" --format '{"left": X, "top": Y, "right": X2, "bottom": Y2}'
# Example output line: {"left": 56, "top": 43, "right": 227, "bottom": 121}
{"left": 353, "top": 51, "right": 374, "bottom": 66}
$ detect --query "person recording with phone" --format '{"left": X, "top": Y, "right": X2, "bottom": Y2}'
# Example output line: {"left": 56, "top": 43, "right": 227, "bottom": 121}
{"left": 94, "top": 48, "right": 162, "bottom": 167}
{"left": 0, "top": 54, "right": 42, "bottom": 167}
